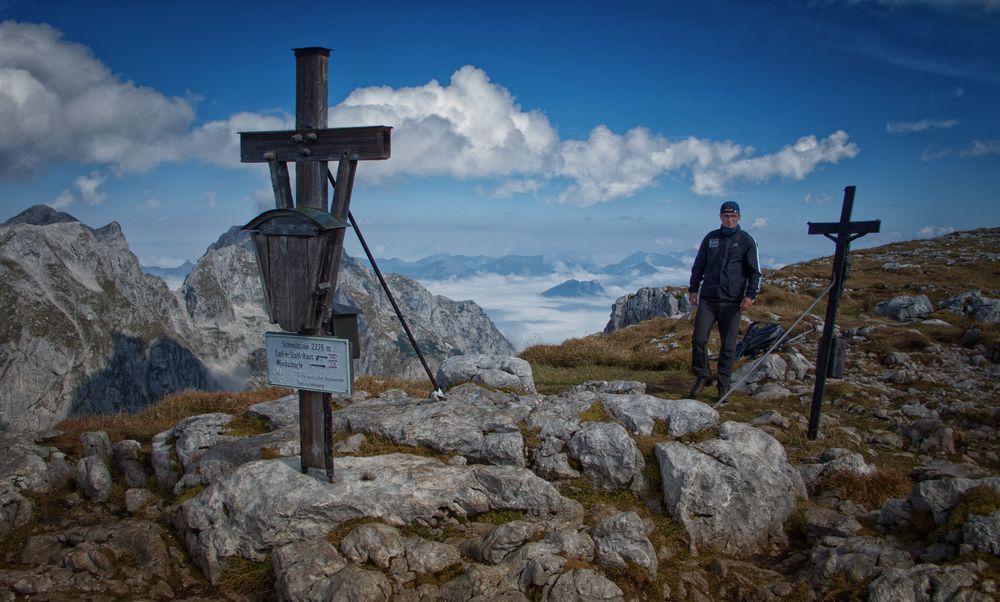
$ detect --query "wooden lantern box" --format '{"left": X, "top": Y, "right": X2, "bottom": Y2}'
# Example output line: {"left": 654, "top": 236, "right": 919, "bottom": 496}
{"left": 242, "top": 207, "right": 348, "bottom": 333}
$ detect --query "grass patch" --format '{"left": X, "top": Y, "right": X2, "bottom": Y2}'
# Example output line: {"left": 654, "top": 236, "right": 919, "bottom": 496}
{"left": 817, "top": 467, "right": 911, "bottom": 510}
{"left": 325, "top": 517, "right": 383, "bottom": 547}
{"left": 354, "top": 375, "right": 432, "bottom": 398}
{"left": 412, "top": 562, "right": 465, "bottom": 587}
{"left": 578, "top": 401, "right": 615, "bottom": 423}
{"left": 173, "top": 484, "right": 205, "bottom": 505}
{"left": 936, "top": 485, "right": 1000, "bottom": 540}
{"left": 474, "top": 510, "right": 526, "bottom": 524}
{"left": 53, "top": 386, "right": 291, "bottom": 453}
{"left": 216, "top": 555, "right": 275, "bottom": 599}
{"left": 224, "top": 414, "right": 270, "bottom": 437}
{"left": 355, "top": 433, "right": 453, "bottom": 462}
{"left": 519, "top": 318, "right": 689, "bottom": 373}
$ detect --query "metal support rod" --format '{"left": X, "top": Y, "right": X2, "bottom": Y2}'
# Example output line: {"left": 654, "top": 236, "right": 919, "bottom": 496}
{"left": 807, "top": 185, "right": 856, "bottom": 439}
{"left": 323, "top": 395, "right": 334, "bottom": 482}
{"left": 329, "top": 169, "right": 442, "bottom": 394}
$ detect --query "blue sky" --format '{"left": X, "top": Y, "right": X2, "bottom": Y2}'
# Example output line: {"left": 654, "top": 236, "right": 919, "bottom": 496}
{"left": 1, "top": 0, "right": 998, "bottom": 270}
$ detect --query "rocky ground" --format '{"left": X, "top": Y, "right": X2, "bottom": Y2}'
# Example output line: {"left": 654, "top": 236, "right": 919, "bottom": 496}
{"left": 1, "top": 228, "right": 999, "bottom": 601}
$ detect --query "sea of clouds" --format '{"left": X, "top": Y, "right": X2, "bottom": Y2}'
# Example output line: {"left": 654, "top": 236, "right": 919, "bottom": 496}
{"left": 419, "top": 266, "right": 690, "bottom": 350}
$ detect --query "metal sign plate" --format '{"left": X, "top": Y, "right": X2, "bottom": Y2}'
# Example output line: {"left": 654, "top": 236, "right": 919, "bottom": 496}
{"left": 264, "top": 332, "right": 351, "bottom": 394}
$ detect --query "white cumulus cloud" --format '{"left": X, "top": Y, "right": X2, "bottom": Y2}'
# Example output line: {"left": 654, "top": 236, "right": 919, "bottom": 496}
{"left": 917, "top": 225, "right": 956, "bottom": 238}
{"left": 2, "top": 21, "right": 860, "bottom": 206}
{"left": 50, "top": 169, "right": 108, "bottom": 208}
{"left": 961, "top": 139, "right": 1000, "bottom": 157}
{"left": 886, "top": 118, "right": 959, "bottom": 133}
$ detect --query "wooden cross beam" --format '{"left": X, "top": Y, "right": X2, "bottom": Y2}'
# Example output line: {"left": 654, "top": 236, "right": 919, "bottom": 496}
{"left": 805, "top": 185, "right": 880, "bottom": 440}
{"left": 238, "top": 47, "right": 392, "bottom": 479}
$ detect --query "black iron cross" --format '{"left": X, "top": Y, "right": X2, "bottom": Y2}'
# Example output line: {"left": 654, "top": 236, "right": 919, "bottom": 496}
{"left": 806, "top": 185, "right": 880, "bottom": 439}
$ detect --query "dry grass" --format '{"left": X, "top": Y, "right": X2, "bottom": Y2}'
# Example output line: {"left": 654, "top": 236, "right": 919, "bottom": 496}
{"left": 354, "top": 374, "right": 432, "bottom": 397}
{"left": 53, "top": 386, "right": 291, "bottom": 453}
{"left": 216, "top": 556, "right": 275, "bottom": 598}
{"left": 520, "top": 318, "right": 688, "bottom": 371}
{"left": 816, "top": 467, "right": 912, "bottom": 510}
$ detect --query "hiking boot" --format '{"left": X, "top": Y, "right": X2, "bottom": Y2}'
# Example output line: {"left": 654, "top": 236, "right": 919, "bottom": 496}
{"left": 716, "top": 384, "right": 731, "bottom": 404}
{"left": 689, "top": 377, "right": 711, "bottom": 397}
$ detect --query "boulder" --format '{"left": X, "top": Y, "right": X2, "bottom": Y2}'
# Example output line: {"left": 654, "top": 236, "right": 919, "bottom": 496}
{"left": 80, "top": 431, "right": 112, "bottom": 462}
{"left": 962, "top": 510, "right": 1000, "bottom": 556}
{"left": 604, "top": 287, "right": 686, "bottom": 333}
{"left": 549, "top": 568, "right": 624, "bottom": 601}
{"left": 601, "top": 395, "right": 718, "bottom": 437}
{"left": 273, "top": 538, "right": 348, "bottom": 602}
{"left": 874, "top": 295, "right": 933, "bottom": 322}
{"left": 171, "top": 454, "right": 582, "bottom": 583}
{"left": 940, "top": 290, "right": 1000, "bottom": 324}
{"left": 435, "top": 354, "right": 536, "bottom": 393}
{"left": 567, "top": 422, "right": 645, "bottom": 493}
{"left": 329, "top": 385, "right": 532, "bottom": 466}
{"left": 655, "top": 422, "right": 804, "bottom": 556}
{"left": 868, "top": 563, "right": 984, "bottom": 602}
{"left": 75, "top": 456, "right": 113, "bottom": 503}
{"left": 810, "top": 536, "right": 913, "bottom": 587}
{"left": 907, "top": 477, "right": 1000, "bottom": 526}
{"left": 592, "top": 511, "right": 657, "bottom": 578}
{"left": 112, "top": 439, "right": 147, "bottom": 489}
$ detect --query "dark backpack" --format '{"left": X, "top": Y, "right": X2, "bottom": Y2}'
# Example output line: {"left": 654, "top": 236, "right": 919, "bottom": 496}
{"left": 735, "top": 322, "right": 786, "bottom": 359}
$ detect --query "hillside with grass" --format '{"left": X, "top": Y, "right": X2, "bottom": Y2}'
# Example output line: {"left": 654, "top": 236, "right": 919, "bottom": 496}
{"left": 2, "top": 228, "right": 998, "bottom": 601}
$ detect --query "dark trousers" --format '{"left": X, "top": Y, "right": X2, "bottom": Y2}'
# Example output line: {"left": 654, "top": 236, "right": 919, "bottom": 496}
{"left": 691, "top": 299, "right": 742, "bottom": 387}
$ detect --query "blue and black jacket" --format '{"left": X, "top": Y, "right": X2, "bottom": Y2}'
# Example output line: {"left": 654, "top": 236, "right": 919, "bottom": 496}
{"left": 688, "top": 227, "right": 761, "bottom": 302}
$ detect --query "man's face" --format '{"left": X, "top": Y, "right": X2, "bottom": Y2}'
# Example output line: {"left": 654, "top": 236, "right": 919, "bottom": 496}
{"left": 720, "top": 211, "right": 740, "bottom": 227}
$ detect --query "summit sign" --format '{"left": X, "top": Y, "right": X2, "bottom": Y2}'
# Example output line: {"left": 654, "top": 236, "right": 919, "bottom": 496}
{"left": 264, "top": 332, "right": 351, "bottom": 395}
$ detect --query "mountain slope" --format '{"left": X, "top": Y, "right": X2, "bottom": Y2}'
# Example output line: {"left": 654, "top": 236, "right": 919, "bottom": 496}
{"left": 0, "top": 207, "right": 513, "bottom": 431}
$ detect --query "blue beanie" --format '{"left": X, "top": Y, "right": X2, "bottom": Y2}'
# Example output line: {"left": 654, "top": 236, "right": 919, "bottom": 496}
{"left": 720, "top": 201, "right": 740, "bottom": 214}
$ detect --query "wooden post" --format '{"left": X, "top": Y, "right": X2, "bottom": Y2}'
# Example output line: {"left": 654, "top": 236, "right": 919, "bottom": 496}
{"left": 806, "top": 186, "right": 880, "bottom": 439}
{"left": 295, "top": 47, "right": 331, "bottom": 473}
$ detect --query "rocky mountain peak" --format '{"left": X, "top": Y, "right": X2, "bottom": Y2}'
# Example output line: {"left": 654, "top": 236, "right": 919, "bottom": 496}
{"left": 2, "top": 204, "right": 79, "bottom": 227}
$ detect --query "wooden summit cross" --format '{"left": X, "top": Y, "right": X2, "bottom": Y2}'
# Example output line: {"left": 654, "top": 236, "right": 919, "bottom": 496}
{"left": 239, "top": 47, "right": 391, "bottom": 473}
{"left": 806, "top": 185, "right": 880, "bottom": 440}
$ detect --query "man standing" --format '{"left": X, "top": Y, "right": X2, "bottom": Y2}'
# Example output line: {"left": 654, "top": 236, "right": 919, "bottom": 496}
{"left": 687, "top": 201, "right": 761, "bottom": 402}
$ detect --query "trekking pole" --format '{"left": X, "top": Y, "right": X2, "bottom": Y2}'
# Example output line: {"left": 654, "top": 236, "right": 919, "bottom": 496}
{"left": 326, "top": 169, "right": 444, "bottom": 399}
{"left": 713, "top": 281, "right": 835, "bottom": 409}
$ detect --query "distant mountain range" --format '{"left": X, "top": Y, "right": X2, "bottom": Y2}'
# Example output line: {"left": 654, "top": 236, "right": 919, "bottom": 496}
{"left": 369, "top": 250, "right": 694, "bottom": 281}
{"left": 143, "top": 261, "right": 196, "bottom": 289}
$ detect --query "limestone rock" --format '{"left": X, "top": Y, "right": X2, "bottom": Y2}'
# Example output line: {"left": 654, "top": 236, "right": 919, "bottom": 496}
{"left": 436, "top": 354, "right": 536, "bottom": 393}
{"left": 75, "top": 456, "right": 113, "bottom": 503}
{"left": 273, "top": 539, "right": 347, "bottom": 601}
{"left": 171, "top": 454, "right": 581, "bottom": 583}
{"left": 601, "top": 395, "right": 718, "bottom": 437}
{"left": 655, "top": 422, "right": 804, "bottom": 556}
{"left": 962, "top": 510, "right": 1000, "bottom": 556}
{"left": 549, "top": 568, "right": 624, "bottom": 601}
{"left": 604, "top": 287, "right": 686, "bottom": 333}
{"left": 874, "top": 294, "right": 934, "bottom": 321}
{"left": 592, "top": 511, "right": 657, "bottom": 578}
{"left": 810, "top": 536, "right": 913, "bottom": 587}
{"left": 868, "top": 563, "right": 985, "bottom": 602}
{"left": 940, "top": 290, "right": 1000, "bottom": 324}
{"left": 568, "top": 422, "right": 645, "bottom": 493}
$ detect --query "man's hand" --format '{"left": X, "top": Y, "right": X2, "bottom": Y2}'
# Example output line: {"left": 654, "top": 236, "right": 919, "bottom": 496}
{"left": 740, "top": 296, "right": 753, "bottom": 311}
{"left": 688, "top": 292, "right": 698, "bottom": 308}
